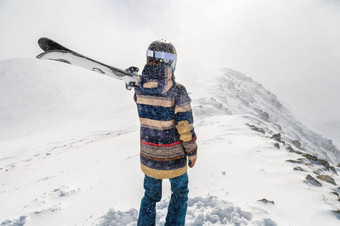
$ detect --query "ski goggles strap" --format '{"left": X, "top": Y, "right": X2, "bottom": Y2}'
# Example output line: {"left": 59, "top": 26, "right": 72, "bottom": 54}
{"left": 146, "top": 50, "right": 177, "bottom": 62}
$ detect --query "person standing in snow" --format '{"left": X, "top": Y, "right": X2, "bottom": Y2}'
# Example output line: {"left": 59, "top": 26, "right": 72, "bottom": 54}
{"left": 134, "top": 40, "right": 198, "bottom": 225}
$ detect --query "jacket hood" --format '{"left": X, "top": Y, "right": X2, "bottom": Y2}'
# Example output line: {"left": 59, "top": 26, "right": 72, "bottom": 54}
{"left": 140, "top": 63, "right": 174, "bottom": 95}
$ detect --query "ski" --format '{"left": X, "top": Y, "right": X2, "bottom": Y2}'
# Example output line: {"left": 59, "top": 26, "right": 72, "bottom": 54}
{"left": 36, "top": 37, "right": 139, "bottom": 90}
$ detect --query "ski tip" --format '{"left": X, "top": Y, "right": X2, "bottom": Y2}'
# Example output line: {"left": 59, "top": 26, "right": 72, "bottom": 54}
{"left": 37, "top": 37, "right": 70, "bottom": 52}
{"left": 38, "top": 37, "right": 52, "bottom": 51}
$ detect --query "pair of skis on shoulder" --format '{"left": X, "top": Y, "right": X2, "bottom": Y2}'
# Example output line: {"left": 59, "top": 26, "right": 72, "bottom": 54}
{"left": 36, "top": 37, "right": 139, "bottom": 90}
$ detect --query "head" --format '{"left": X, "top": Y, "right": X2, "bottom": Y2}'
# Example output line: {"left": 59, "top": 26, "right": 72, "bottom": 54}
{"left": 146, "top": 39, "right": 177, "bottom": 71}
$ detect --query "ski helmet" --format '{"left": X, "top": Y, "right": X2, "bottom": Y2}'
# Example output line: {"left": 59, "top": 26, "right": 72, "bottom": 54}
{"left": 146, "top": 39, "right": 177, "bottom": 70}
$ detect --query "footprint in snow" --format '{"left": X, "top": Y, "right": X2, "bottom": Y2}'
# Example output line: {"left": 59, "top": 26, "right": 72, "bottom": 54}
{"left": 97, "top": 195, "right": 276, "bottom": 226}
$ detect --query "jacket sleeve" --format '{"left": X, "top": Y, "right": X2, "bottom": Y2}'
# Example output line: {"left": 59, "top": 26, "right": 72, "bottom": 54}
{"left": 174, "top": 85, "right": 198, "bottom": 160}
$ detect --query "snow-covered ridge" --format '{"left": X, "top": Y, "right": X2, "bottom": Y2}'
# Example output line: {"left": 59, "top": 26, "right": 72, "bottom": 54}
{"left": 193, "top": 68, "right": 340, "bottom": 165}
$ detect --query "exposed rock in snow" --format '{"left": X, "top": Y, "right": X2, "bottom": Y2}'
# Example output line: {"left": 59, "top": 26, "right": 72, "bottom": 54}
{"left": 305, "top": 174, "right": 322, "bottom": 187}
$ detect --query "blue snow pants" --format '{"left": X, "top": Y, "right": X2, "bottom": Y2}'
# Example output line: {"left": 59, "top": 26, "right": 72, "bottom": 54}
{"left": 137, "top": 172, "right": 189, "bottom": 226}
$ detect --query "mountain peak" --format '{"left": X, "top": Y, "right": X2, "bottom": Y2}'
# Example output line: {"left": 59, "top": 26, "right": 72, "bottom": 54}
{"left": 193, "top": 68, "right": 340, "bottom": 164}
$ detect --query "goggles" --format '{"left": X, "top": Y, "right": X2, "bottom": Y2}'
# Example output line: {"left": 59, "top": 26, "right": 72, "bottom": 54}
{"left": 146, "top": 50, "right": 177, "bottom": 63}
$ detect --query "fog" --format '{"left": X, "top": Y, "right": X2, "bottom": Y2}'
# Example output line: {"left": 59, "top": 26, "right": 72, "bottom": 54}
{"left": 1, "top": 0, "right": 339, "bottom": 145}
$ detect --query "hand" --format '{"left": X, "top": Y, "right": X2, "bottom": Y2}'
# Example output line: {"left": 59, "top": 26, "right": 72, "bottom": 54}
{"left": 188, "top": 158, "right": 197, "bottom": 168}
{"left": 125, "top": 66, "right": 139, "bottom": 74}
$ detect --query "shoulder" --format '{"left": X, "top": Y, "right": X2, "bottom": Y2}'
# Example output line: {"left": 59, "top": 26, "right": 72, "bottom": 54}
{"left": 173, "top": 81, "right": 188, "bottom": 93}
{"left": 173, "top": 81, "right": 191, "bottom": 103}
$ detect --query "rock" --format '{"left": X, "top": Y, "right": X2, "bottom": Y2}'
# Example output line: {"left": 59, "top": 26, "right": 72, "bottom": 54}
{"left": 316, "top": 175, "right": 337, "bottom": 186}
{"left": 286, "top": 145, "right": 302, "bottom": 155}
{"left": 293, "top": 166, "right": 307, "bottom": 172}
{"left": 301, "top": 154, "right": 337, "bottom": 173}
{"left": 257, "top": 198, "right": 275, "bottom": 205}
{"left": 286, "top": 159, "right": 304, "bottom": 164}
{"left": 248, "top": 125, "right": 265, "bottom": 134}
{"left": 273, "top": 123, "right": 282, "bottom": 131}
{"left": 1, "top": 216, "right": 27, "bottom": 226}
{"left": 302, "top": 153, "right": 318, "bottom": 162}
{"left": 318, "top": 159, "right": 337, "bottom": 174}
{"left": 313, "top": 170, "right": 321, "bottom": 175}
{"left": 331, "top": 192, "right": 340, "bottom": 202}
{"left": 286, "top": 145, "right": 294, "bottom": 152}
{"left": 305, "top": 174, "right": 322, "bottom": 187}
{"left": 271, "top": 133, "right": 281, "bottom": 142}
{"left": 261, "top": 112, "right": 270, "bottom": 121}
{"left": 274, "top": 143, "right": 280, "bottom": 149}
{"left": 292, "top": 140, "right": 302, "bottom": 149}
{"left": 262, "top": 218, "right": 278, "bottom": 226}
{"left": 333, "top": 209, "right": 340, "bottom": 220}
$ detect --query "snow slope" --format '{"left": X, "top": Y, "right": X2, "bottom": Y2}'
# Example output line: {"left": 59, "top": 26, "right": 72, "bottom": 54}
{"left": 0, "top": 59, "right": 339, "bottom": 225}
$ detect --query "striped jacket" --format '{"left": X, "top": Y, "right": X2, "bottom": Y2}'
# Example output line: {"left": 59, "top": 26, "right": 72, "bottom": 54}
{"left": 134, "top": 63, "right": 197, "bottom": 179}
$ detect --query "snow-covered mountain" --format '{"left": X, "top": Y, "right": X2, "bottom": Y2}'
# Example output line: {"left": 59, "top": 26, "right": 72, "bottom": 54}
{"left": 0, "top": 59, "right": 339, "bottom": 225}
{"left": 192, "top": 68, "right": 340, "bottom": 164}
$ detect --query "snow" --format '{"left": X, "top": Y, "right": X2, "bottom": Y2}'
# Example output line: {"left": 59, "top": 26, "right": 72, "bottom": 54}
{"left": 0, "top": 59, "right": 340, "bottom": 225}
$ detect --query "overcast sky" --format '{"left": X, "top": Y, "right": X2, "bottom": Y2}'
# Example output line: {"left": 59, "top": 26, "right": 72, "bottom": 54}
{"left": 0, "top": 0, "right": 339, "bottom": 142}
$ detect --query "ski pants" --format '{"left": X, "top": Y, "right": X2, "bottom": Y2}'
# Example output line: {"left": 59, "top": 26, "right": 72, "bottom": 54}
{"left": 137, "top": 172, "right": 189, "bottom": 226}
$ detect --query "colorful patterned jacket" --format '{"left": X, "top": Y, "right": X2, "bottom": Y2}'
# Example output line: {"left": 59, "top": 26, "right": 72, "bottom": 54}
{"left": 134, "top": 63, "right": 198, "bottom": 179}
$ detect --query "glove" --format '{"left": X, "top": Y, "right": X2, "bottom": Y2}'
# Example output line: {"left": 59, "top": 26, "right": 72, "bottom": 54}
{"left": 188, "top": 156, "right": 197, "bottom": 168}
